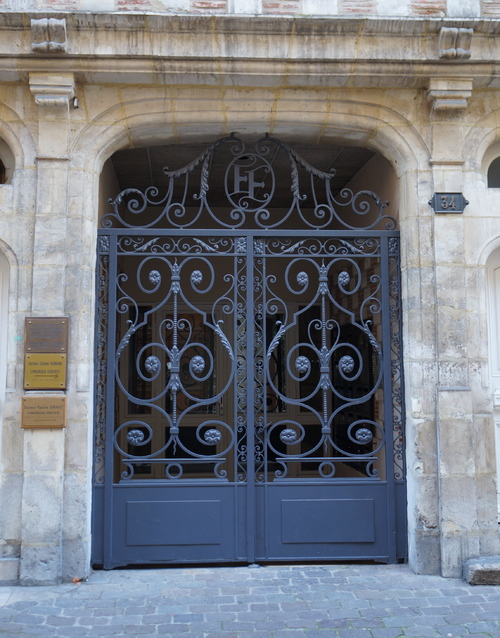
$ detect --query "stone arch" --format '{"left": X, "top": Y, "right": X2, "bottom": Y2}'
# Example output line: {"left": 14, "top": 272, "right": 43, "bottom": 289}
{"left": 72, "top": 92, "right": 432, "bottom": 574}
{"left": 0, "top": 102, "right": 37, "bottom": 174}
{"left": 71, "top": 95, "right": 431, "bottom": 182}
{"left": 463, "top": 109, "right": 500, "bottom": 177}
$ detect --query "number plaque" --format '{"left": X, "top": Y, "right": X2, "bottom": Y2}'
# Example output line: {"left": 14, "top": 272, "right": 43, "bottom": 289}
{"left": 429, "top": 193, "right": 469, "bottom": 214}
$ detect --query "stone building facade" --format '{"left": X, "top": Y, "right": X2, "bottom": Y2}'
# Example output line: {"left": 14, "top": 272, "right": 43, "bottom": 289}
{"left": 1, "top": 0, "right": 500, "bottom": 585}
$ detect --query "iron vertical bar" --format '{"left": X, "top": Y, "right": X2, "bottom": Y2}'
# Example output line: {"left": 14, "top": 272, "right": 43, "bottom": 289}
{"left": 260, "top": 240, "right": 268, "bottom": 559}
{"left": 246, "top": 236, "right": 256, "bottom": 563}
{"left": 102, "top": 234, "right": 118, "bottom": 569}
{"left": 234, "top": 240, "right": 239, "bottom": 554}
{"left": 380, "top": 235, "right": 397, "bottom": 563}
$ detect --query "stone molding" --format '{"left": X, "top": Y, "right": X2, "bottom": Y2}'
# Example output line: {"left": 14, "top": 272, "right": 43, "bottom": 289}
{"left": 29, "top": 73, "right": 75, "bottom": 108}
{"left": 0, "top": 16, "right": 492, "bottom": 90}
{"left": 438, "top": 26, "right": 473, "bottom": 59}
{"left": 426, "top": 78, "right": 473, "bottom": 111}
{"left": 31, "top": 18, "right": 67, "bottom": 54}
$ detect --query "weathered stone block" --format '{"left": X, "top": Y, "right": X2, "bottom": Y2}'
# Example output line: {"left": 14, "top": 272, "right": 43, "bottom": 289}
{"left": 19, "top": 544, "right": 61, "bottom": 586}
{"left": 463, "top": 556, "right": 500, "bottom": 584}
{"left": 442, "top": 534, "right": 480, "bottom": 578}
{"left": 408, "top": 529, "right": 441, "bottom": 575}
{"left": 62, "top": 538, "right": 91, "bottom": 583}
{"left": 21, "top": 474, "right": 63, "bottom": 542}
{"left": 0, "top": 557, "right": 19, "bottom": 584}
{"left": 440, "top": 476, "right": 478, "bottom": 531}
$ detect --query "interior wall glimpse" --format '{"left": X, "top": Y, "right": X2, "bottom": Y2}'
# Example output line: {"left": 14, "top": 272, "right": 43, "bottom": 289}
{"left": 99, "top": 157, "right": 121, "bottom": 221}
{"left": 342, "top": 153, "right": 399, "bottom": 220}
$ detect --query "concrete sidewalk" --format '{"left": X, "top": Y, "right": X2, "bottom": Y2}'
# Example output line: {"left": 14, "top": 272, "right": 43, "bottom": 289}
{"left": 1, "top": 563, "right": 500, "bottom": 638}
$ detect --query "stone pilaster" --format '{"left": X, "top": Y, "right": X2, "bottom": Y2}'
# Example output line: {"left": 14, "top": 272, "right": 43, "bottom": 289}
{"left": 19, "top": 73, "right": 75, "bottom": 585}
{"left": 428, "top": 85, "right": 500, "bottom": 577}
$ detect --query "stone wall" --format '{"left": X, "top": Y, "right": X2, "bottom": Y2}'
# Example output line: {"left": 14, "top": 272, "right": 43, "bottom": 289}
{"left": 0, "top": 13, "right": 500, "bottom": 583}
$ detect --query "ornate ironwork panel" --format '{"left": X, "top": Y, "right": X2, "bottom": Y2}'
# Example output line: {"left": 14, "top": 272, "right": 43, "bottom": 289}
{"left": 254, "top": 237, "right": 389, "bottom": 483}
{"left": 101, "top": 135, "right": 396, "bottom": 233}
{"left": 106, "top": 235, "right": 246, "bottom": 482}
{"left": 93, "top": 135, "right": 406, "bottom": 567}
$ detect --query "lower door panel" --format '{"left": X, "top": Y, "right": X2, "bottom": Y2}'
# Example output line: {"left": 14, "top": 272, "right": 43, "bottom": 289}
{"left": 256, "top": 483, "right": 391, "bottom": 561}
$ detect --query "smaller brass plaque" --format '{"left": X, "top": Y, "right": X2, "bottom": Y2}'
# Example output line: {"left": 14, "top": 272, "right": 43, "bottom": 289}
{"left": 24, "top": 353, "right": 67, "bottom": 390}
{"left": 21, "top": 396, "right": 66, "bottom": 428}
{"left": 25, "top": 317, "right": 68, "bottom": 353}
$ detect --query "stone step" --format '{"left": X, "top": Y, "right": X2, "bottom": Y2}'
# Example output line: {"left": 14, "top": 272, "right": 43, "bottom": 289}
{"left": 463, "top": 557, "right": 500, "bottom": 585}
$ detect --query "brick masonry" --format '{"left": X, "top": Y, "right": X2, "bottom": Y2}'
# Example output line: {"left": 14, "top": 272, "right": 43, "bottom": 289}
{"left": 482, "top": 0, "right": 500, "bottom": 15}
{"left": 339, "top": 0, "right": 377, "bottom": 13}
{"left": 190, "top": 0, "right": 228, "bottom": 12}
{"left": 410, "top": 0, "right": 446, "bottom": 15}
{"left": 117, "top": 0, "right": 151, "bottom": 9}
{"left": 262, "top": 0, "right": 301, "bottom": 13}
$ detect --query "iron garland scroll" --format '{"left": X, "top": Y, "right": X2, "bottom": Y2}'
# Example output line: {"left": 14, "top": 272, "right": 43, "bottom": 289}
{"left": 99, "top": 134, "right": 402, "bottom": 482}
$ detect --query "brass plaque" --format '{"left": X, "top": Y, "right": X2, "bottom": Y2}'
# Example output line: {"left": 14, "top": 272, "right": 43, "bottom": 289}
{"left": 24, "top": 353, "right": 67, "bottom": 390}
{"left": 21, "top": 396, "right": 66, "bottom": 428}
{"left": 25, "top": 317, "right": 68, "bottom": 353}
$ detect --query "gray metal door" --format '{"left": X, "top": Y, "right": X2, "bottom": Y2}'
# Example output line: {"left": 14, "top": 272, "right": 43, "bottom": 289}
{"left": 92, "top": 136, "right": 406, "bottom": 567}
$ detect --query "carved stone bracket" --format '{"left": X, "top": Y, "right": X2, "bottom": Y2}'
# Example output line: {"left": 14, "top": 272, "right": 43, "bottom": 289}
{"left": 438, "top": 27, "right": 473, "bottom": 60}
{"left": 29, "top": 73, "right": 75, "bottom": 109}
{"left": 31, "top": 18, "right": 67, "bottom": 54}
{"left": 426, "top": 78, "right": 473, "bottom": 112}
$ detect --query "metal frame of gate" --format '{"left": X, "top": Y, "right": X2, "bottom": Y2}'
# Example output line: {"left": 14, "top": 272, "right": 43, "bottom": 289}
{"left": 92, "top": 135, "right": 406, "bottom": 568}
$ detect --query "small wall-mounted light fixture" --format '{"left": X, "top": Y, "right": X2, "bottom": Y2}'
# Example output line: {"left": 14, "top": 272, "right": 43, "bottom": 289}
{"left": 72, "top": 97, "right": 78, "bottom": 109}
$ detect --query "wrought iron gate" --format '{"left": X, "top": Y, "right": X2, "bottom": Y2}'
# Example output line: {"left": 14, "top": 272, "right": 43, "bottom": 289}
{"left": 92, "top": 136, "right": 406, "bottom": 567}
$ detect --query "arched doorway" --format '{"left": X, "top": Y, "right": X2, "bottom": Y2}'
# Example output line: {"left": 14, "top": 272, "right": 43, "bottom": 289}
{"left": 92, "top": 135, "right": 406, "bottom": 567}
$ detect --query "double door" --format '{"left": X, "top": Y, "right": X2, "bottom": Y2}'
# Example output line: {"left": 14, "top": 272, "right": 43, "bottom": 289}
{"left": 92, "top": 230, "right": 406, "bottom": 567}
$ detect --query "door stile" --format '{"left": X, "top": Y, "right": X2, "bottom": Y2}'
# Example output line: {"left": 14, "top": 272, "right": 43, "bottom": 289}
{"left": 380, "top": 234, "right": 398, "bottom": 563}
{"left": 103, "top": 233, "right": 118, "bottom": 569}
{"left": 245, "top": 236, "right": 256, "bottom": 563}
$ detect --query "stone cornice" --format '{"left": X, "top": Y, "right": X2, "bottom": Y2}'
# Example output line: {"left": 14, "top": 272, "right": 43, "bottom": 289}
{"left": 0, "top": 58, "right": 496, "bottom": 90}
{"left": 0, "top": 14, "right": 497, "bottom": 89}
{"left": 0, "top": 14, "right": 497, "bottom": 35}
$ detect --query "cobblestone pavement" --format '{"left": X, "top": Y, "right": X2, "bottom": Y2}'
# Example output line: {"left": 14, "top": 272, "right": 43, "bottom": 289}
{"left": 1, "top": 564, "right": 500, "bottom": 638}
